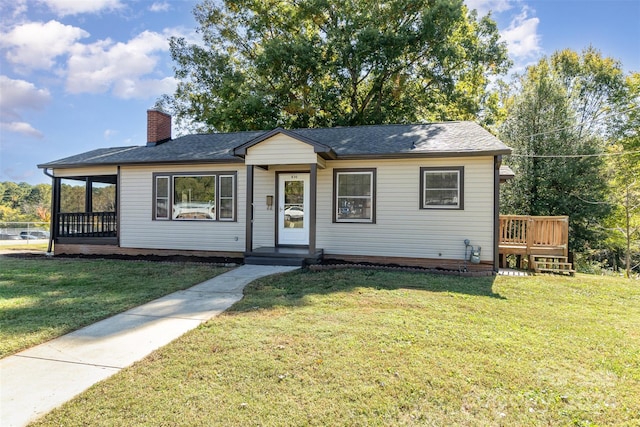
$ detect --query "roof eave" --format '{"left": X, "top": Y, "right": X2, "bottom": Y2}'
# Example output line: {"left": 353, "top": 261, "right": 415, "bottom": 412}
{"left": 334, "top": 148, "right": 512, "bottom": 160}
{"left": 38, "top": 158, "right": 245, "bottom": 169}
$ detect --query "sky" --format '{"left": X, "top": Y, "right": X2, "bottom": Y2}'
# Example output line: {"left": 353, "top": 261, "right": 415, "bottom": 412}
{"left": 1, "top": 0, "right": 639, "bottom": 185}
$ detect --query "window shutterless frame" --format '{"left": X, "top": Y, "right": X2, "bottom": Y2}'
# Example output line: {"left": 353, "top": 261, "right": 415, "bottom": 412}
{"left": 420, "top": 166, "right": 464, "bottom": 210}
{"left": 152, "top": 171, "right": 237, "bottom": 221}
{"left": 332, "top": 168, "right": 376, "bottom": 223}
{"left": 154, "top": 175, "right": 170, "bottom": 219}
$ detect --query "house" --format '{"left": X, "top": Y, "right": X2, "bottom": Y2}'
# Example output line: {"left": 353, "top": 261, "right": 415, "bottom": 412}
{"left": 38, "top": 110, "right": 512, "bottom": 272}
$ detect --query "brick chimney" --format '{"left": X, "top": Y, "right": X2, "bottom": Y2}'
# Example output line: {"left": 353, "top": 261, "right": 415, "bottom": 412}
{"left": 147, "top": 109, "right": 172, "bottom": 146}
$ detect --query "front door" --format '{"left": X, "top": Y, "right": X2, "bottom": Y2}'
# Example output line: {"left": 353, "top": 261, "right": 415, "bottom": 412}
{"left": 278, "top": 173, "right": 309, "bottom": 245}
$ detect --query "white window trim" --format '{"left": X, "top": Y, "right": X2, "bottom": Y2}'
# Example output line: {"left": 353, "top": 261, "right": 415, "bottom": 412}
{"left": 218, "top": 174, "right": 235, "bottom": 221}
{"left": 420, "top": 167, "right": 464, "bottom": 210}
{"left": 155, "top": 176, "right": 170, "bottom": 220}
{"left": 334, "top": 169, "right": 376, "bottom": 223}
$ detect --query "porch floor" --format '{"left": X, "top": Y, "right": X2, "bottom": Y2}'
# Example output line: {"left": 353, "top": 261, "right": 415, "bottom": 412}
{"left": 245, "top": 247, "right": 324, "bottom": 267}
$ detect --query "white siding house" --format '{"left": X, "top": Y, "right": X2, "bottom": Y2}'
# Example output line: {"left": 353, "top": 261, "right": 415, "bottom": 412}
{"left": 39, "top": 110, "right": 511, "bottom": 272}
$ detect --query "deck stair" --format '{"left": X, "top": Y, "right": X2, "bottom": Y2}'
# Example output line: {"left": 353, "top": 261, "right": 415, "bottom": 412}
{"left": 530, "top": 255, "right": 575, "bottom": 275}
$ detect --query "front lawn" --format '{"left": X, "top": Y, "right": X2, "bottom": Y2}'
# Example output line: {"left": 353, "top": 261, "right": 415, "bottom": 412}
{"left": 32, "top": 270, "right": 640, "bottom": 426}
{"left": 0, "top": 256, "right": 229, "bottom": 358}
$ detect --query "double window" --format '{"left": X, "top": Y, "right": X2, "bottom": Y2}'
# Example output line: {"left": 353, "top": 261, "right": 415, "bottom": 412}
{"left": 420, "top": 167, "right": 464, "bottom": 210}
{"left": 333, "top": 169, "right": 376, "bottom": 223}
{"left": 153, "top": 172, "right": 236, "bottom": 221}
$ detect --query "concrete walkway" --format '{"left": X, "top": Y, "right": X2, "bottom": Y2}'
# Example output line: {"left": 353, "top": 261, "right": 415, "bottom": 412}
{"left": 0, "top": 264, "right": 299, "bottom": 427}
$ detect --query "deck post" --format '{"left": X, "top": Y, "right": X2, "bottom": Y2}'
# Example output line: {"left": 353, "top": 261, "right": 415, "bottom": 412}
{"left": 563, "top": 217, "right": 569, "bottom": 258}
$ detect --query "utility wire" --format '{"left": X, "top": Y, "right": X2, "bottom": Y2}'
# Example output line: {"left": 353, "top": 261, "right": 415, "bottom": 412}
{"left": 509, "top": 149, "right": 640, "bottom": 158}
{"left": 503, "top": 104, "right": 639, "bottom": 140}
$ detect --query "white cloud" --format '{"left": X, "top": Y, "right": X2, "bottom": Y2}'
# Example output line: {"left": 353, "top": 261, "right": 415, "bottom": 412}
{"left": 0, "top": 0, "right": 28, "bottom": 20}
{"left": 149, "top": 2, "right": 170, "bottom": 12}
{"left": 65, "top": 30, "right": 176, "bottom": 99}
{"left": 0, "top": 76, "right": 50, "bottom": 138}
{"left": 465, "top": 0, "right": 512, "bottom": 16}
{"left": 104, "top": 129, "right": 117, "bottom": 139}
{"left": 112, "top": 76, "right": 177, "bottom": 99}
{"left": 1, "top": 19, "right": 187, "bottom": 100}
{"left": 38, "top": 0, "right": 123, "bottom": 16}
{"left": 0, "top": 121, "right": 44, "bottom": 138}
{"left": 0, "top": 20, "right": 89, "bottom": 70}
{"left": 501, "top": 6, "right": 542, "bottom": 59}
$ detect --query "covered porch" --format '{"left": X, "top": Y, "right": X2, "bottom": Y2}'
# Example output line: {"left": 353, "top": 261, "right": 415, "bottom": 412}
{"left": 51, "top": 174, "right": 118, "bottom": 245}
{"left": 236, "top": 129, "right": 335, "bottom": 266}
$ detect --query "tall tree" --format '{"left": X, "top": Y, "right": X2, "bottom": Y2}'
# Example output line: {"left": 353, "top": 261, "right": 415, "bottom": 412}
{"left": 159, "top": 0, "right": 510, "bottom": 132}
{"left": 605, "top": 72, "right": 640, "bottom": 276}
{"left": 499, "top": 49, "right": 626, "bottom": 252}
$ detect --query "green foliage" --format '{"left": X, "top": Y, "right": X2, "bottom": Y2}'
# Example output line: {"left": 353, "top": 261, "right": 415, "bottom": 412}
{"left": 59, "top": 181, "right": 116, "bottom": 213}
{"left": 0, "top": 181, "right": 51, "bottom": 221}
{"left": 499, "top": 48, "right": 627, "bottom": 253}
{"left": 159, "top": 0, "right": 510, "bottom": 132}
{"left": 603, "top": 72, "right": 640, "bottom": 276}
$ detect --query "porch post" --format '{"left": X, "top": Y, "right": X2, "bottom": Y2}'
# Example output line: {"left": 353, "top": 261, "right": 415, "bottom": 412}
{"left": 50, "top": 176, "right": 61, "bottom": 248}
{"left": 245, "top": 165, "right": 254, "bottom": 253}
{"left": 116, "top": 166, "right": 121, "bottom": 245}
{"left": 309, "top": 163, "right": 317, "bottom": 254}
{"left": 494, "top": 156, "right": 501, "bottom": 272}
{"left": 85, "top": 177, "right": 92, "bottom": 212}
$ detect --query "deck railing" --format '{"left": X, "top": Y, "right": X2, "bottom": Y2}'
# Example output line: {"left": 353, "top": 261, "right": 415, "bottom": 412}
{"left": 499, "top": 215, "right": 569, "bottom": 257}
{"left": 57, "top": 212, "right": 117, "bottom": 238}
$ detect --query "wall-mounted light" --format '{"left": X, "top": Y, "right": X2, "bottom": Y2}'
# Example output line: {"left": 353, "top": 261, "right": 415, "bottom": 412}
{"left": 266, "top": 195, "right": 273, "bottom": 210}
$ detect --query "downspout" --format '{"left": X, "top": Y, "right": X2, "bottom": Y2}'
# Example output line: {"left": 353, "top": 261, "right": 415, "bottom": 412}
{"left": 42, "top": 168, "right": 55, "bottom": 255}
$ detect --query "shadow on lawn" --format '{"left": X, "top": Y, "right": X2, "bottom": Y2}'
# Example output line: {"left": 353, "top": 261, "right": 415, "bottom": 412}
{"left": 231, "top": 267, "right": 504, "bottom": 312}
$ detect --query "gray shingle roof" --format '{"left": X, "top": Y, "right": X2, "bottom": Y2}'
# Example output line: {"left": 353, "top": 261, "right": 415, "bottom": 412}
{"left": 38, "top": 122, "right": 510, "bottom": 168}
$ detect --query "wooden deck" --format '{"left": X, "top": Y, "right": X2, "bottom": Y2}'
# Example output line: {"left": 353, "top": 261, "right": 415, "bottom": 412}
{"left": 499, "top": 215, "right": 574, "bottom": 274}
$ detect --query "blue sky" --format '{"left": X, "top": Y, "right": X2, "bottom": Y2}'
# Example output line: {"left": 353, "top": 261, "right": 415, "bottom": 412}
{"left": 1, "top": 0, "right": 639, "bottom": 185}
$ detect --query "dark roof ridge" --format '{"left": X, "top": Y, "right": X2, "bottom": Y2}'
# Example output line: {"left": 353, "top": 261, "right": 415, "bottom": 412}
{"left": 176, "top": 121, "right": 470, "bottom": 137}
{"left": 288, "top": 121, "right": 467, "bottom": 132}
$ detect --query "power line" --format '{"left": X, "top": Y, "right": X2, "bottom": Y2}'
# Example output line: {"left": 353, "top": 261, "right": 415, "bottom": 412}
{"left": 504, "top": 104, "right": 640, "bottom": 140}
{"left": 509, "top": 149, "right": 640, "bottom": 159}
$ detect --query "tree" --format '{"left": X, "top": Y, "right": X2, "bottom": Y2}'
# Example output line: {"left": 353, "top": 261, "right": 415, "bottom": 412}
{"left": 605, "top": 72, "right": 640, "bottom": 277}
{"left": 499, "top": 49, "right": 626, "bottom": 253}
{"left": 159, "top": 0, "right": 510, "bottom": 133}
{"left": 0, "top": 181, "right": 51, "bottom": 222}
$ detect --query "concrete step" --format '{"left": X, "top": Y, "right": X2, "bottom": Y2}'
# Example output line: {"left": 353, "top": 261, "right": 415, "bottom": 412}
{"left": 244, "top": 256, "right": 305, "bottom": 267}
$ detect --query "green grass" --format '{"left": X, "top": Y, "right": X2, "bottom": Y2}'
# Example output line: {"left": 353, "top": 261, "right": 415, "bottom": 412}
{"left": 0, "top": 242, "right": 49, "bottom": 251}
{"left": 30, "top": 270, "right": 640, "bottom": 426}
{"left": 0, "top": 257, "right": 229, "bottom": 358}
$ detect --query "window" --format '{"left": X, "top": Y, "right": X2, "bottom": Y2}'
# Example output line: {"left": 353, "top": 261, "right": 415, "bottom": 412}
{"left": 153, "top": 172, "right": 236, "bottom": 221}
{"left": 420, "top": 167, "right": 464, "bottom": 210}
{"left": 219, "top": 175, "right": 235, "bottom": 220}
{"left": 155, "top": 176, "right": 169, "bottom": 219}
{"left": 173, "top": 175, "right": 216, "bottom": 220}
{"left": 334, "top": 169, "right": 376, "bottom": 223}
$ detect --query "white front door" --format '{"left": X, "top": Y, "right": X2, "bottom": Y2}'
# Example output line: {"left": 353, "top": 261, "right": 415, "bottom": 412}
{"left": 278, "top": 173, "right": 309, "bottom": 245}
